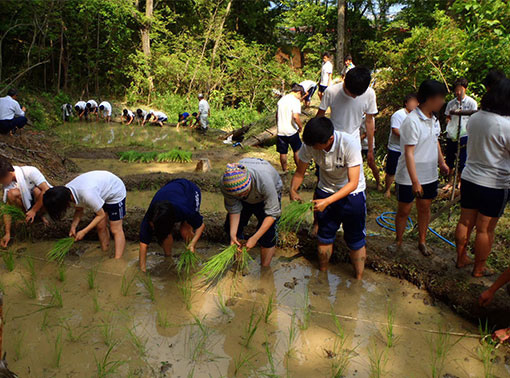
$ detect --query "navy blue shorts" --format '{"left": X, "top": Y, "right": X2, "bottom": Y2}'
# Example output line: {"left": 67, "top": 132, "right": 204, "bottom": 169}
{"left": 158, "top": 116, "right": 168, "bottom": 123}
{"left": 315, "top": 188, "right": 366, "bottom": 250}
{"left": 318, "top": 85, "right": 328, "bottom": 93}
{"left": 224, "top": 200, "right": 279, "bottom": 248}
{"left": 304, "top": 85, "right": 317, "bottom": 102}
{"left": 460, "top": 179, "right": 509, "bottom": 218}
{"left": 396, "top": 181, "right": 438, "bottom": 203}
{"left": 277, "top": 133, "right": 302, "bottom": 154}
{"left": 385, "top": 149, "right": 401, "bottom": 175}
{"left": 103, "top": 198, "right": 126, "bottom": 221}
{"left": 0, "top": 117, "right": 27, "bottom": 134}
{"left": 446, "top": 137, "right": 468, "bottom": 172}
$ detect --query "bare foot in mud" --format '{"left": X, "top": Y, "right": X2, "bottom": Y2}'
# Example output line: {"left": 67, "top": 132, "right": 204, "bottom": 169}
{"left": 456, "top": 255, "right": 474, "bottom": 268}
{"left": 387, "top": 242, "right": 402, "bottom": 254}
{"left": 418, "top": 243, "right": 431, "bottom": 257}
{"left": 384, "top": 191, "right": 391, "bottom": 199}
{"left": 493, "top": 328, "right": 510, "bottom": 344}
{"left": 472, "top": 267, "right": 495, "bottom": 278}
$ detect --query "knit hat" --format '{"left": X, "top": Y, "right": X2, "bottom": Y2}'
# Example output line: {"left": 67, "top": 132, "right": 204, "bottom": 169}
{"left": 222, "top": 163, "right": 252, "bottom": 197}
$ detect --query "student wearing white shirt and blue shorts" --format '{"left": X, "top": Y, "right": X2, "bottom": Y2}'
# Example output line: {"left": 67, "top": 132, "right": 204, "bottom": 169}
{"left": 299, "top": 79, "right": 318, "bottom": 107}
{"left": 384, "top": 93, "right": 419, "bottom": 198}
{"left": 318, "top": 52, "right": 333, "bottom": 100}
{"left": 394, "top": 80, "right": 449, "bottom": 257}
{"left": 290, "top": 117, "right": 367, "bottom": 278}
{"left": 0, "top": 88, "right": 27, "bottom": 134}
{"left": 86, "top": 99, "right": 99, "bottom": 121}
{"left": 43, "top": 171, "right": 127, "bottom": 259}
{"left": 74, "top": 100, "right": 88, "bottom": 121}
{"left": 99, "top": 101, "right": 113, "bottom": 123}
{"left": 455, "top": 79, "right": 510, "bottom": 277}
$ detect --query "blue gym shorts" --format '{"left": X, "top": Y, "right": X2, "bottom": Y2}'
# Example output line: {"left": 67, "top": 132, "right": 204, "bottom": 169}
{"left": 315, "top": 188, "right": 367, "bottom": 250}
{"left": 103, "top": 198, "right": 126, "bottom": 221}
{"left": 385, "top": 149, "right": 401, "bottom": 175}
{"left": 318, "top": 84, "right": 328, "bottom": 93}
{"left": 277, "top": 133, "right": 302, "bottom": 154}
{"left": 460, "top": 179, "right": 509, "bottom": 218}
{"left": 396, "top": 181, "right": 438, "bottom": 203}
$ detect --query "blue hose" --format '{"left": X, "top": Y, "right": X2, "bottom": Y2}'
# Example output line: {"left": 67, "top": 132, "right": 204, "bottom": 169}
{"left": 376, "top": 211, "right": 456, "bottom": 247}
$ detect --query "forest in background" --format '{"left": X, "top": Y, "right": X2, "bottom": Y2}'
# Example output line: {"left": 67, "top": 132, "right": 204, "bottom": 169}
{"left": 0, "top": 0, "right": 509, "bottom": 134}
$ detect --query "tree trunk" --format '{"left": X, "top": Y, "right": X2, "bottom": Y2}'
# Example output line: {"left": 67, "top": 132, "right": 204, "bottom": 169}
{"left": 57, "top": 21, "right": 64, "bottom": 91}
{"left": 336, "top": 0, "right": 346, "bottom": 72}
{"left": 141, "top": 0, "right": 154, "bottom": 102}
{"left": 208, "top": 0, "right": 232, "bottom": 90}
{"left": 95, "top": 13, "right": 100, "bottom": 95}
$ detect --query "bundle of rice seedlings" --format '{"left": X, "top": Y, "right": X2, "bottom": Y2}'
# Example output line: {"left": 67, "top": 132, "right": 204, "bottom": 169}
{"left": 139, "top": 151, "right": 158, "bottom": 163}
{"left": 278, "top": 201, "right": 313, "bottom": 234}
{"left": 118, "top": 150, "right": 140, "bottom": 162}
{"left": 176, "top": 249, "right": 200, "bottom": 277}
{"left": 156, "top": 149, "right": 192, "bottom": 163}
{"left": 47, "top": 237, "right": 75, "bottom": 263}
{"left": 197, "top": 245, "right": 252, "bottom": 287}
{"left": 0, "top": 203, "right": 26, "bottom": 222}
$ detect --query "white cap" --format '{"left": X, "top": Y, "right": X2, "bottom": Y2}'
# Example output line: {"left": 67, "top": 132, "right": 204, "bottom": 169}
{"left": 198, "top": 93, "right": 204, "bottom": 98}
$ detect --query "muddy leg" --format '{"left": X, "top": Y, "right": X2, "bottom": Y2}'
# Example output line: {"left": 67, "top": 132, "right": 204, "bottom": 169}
{"left": 161, "top": 234, "right": 174, "bottom": 256}
{"left": 415, "top": 198, "right": 432, "bottom": 245}
{"left": 455, "top": 208, "right": 477, "bottom": 268}
{"left": 109, "top": 219, "right": 125, "bottom": 259}
{"left": 350, "top": 246, "right": 366, "bottom": 280}
{"left": 473, "top": 214, "right": 500, "bottom": 277}
{"left": 260, "top": 246, "right": 275, "bottom": 267}
{"left": 279, "top": 154, "right": 288, "bottom": 173}
{"left": 395, "top": 201, "right": 413, "bottom": 246}
{"left": 384, "top": 174, "right": 395, "bottom": 198}
{"left": 96, "top": 216, "right": 110, "bottom": 252}
{"left": 317, "top": 242, "right": 333, "bottom": 272}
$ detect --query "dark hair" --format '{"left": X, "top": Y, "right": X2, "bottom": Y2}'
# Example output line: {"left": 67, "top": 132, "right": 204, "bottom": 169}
{"left": 145, "top": 113, "right": 152, "bottom": 121}
{"left": 483, "top": 69, "right": 506, "bottom": 90}
{"left": 403, "top": 93, "right": 418, "bottom": 107}
{"left": 344, "top": 54, "right": 352, "bottom": 61}
{"left": 321, "top": 52, "right": 331, "bottom": 58}
{"left": 75, "top": 105, "right": 81, "bottom": 112}
{"left": 0, "top": 158, "right": 14, "bottom": 178}
{"left": 99, "top": 105, "right": 104, "bottom": 110}
{"left": 344, "top": 66, "right": 371, "bottom": 96}
{"left": 192, "top": 112, "right": 197, "bottom": 117}
{"left": 303, "top": 117, "right": 334, "bottom": 146}
{"left": 453, "top": 77, "right": 468, "bottom": 90}
{"left": 43, "top": 186, "right": 72, "bottom": 220}
{"left": 123, "top": 109, "right": 128, "bottom": 116}
{"left": 86, "top": 103, "right": 92, "bottom": 108}
{"left": 481, "top": 78, "right": 510, "bottom": 116}
{"left": 178, "top": 113, "right": 184, "bottom": 121}
{"left": 147, "top": 201, "right": 176, "bottom": 244}
{"left": 66, "top": 104, "right": 72, "bottom": 111}
{"left": 416, "top": 79, "right": 447, "bottom": 104}
{"left": 7, "top": 88, "right": 17, "bottom": 97}
{"left": 290, "top": 83, "right": 305, "bottom": 96}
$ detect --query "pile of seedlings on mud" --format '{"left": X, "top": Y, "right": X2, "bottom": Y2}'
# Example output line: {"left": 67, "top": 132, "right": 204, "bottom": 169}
{"left": 278, "top": 201, "right": 313, "bottom": 234}
{"left": 197, "top": 245, "right": 252, "bottom": 288}
{"left": 118, "top": 149, "right": 192, "bottom": 163}
{"left": 0, "top": 203, "right": 26, "bottom": 221}
{"left": 47, "top": 237, "right": 75, "bottom": 263}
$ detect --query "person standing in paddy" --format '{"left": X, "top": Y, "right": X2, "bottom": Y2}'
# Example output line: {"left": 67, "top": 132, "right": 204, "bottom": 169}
{"left": 290, "top": 117, "right": 367, "bottom": 277}
{"left": 43, "top": 170, "right": 127, "bottom": 259}
{"left": 220, "top": 158, "right": 282, "bottom": 267}
{"left": 197, "top": 93, "right": 210, "bottom": 132}
{"left": 86, "top": 99, "right": 99, "bottom": 121}
{"left": 455, "top": 79, "right": 510, "bottom": 277}
{"left": 318, "top": 52, "right": 333, "bottom": 100}
{"left": 276, "top": 83, "right": 304, "bottom": 173}
{"left": 393, "top": 80, "right": 449, "bottom": 257}
{"left": 384, "top": 93, "right": 419, "bottom": 198}
{"left": 138, "top": 179, "right": 205, "bottom": 272}
{"left": 99, "top": 101, "right": 113, "bottom": 123}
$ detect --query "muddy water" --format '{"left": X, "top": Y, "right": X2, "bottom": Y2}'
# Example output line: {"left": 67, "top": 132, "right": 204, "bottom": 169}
{"left": 2, "top": 241, "right": 508, "bottom": 377}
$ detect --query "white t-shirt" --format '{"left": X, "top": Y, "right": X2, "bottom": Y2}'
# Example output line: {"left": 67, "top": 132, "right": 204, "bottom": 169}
{"left": 320, "top": 61, "right": 333, "bottom": 86}
{"left": 445, "top": 95, "right": 478, "bottom": 140}
{"left": 319, "top": 83, "right": 378, "bottom": 141}
{"left": 66, "top": 171, "right": 126, "bottom": 213}
{"left": 462, "top": 111, "right": 510, "bottom": 189}
{"left": 86, "top": 100, "right": 98, "bottom": 108}
{"left": 298, "top": 131, "right": 366, "bottom": 194}
{"left": 395, "top": 108, "right": 441, "bottom": 186}
{"left": 277, "top": 94, "right": 301, "bottom": 137}
{"left": 126, "top": 110, "right": 134, "bottom": 118}
{"left": 388, "top": 108, "right": 409, "bottom": 152}
{"left": 198, "top": 99, "right": 210, "bottom": 116}
{"left": 300, "top": 80, "right": 316, "bottom": 93}
{"left": 153, "top": 111, "right": 167, "bottom": 120}
{"left": 99, "top": 101, "right": 112, "bottom": 116}
{"left": 75, "top": 101, "right": 86, "bottom": 111}
{"left": 3, "top": 166, "right": 51, "bottom": 205}
{"left": 0, "top": 95, "right": 25, "bottom": 120}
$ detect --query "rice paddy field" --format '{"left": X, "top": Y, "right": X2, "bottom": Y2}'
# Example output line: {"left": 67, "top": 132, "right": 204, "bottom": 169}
{"left": 2, "top": 120, "right": 510, "bottom": 377}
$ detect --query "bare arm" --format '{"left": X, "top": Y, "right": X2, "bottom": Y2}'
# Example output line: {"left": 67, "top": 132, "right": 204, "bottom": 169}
{"left": 229, "top": 213, "right": 241, "bottom": 246}
{"left": 315, "top": 109, "right": 326, "bottom": 118}
{"left": 246, "top": 216, "right": 275, "bottom": 249}
{"left": 26, "top": 182, "right": 51, "bottom": 223}
{"left": 391, "top": 128, "right": 400, "bottom": 137}
{"left": 365, "top": 114, "right": 375, "bottom": 164}
{"left": 69, "top": 207, "right": 84, "bottom": 236}
{"left": 290, "top": 157, "right": 309, "bottom": 201}
{"left": 313, "top": 165, "right": 360, "bottom": 212}
{"left": 480, "top": 268, "right": 510, "bottom": 306}
{"left": 76, "top": 208, "right": 107, "bottom": 240}
{"left": 188, "top": 222, "right": 205, "bottom": 252}
{"left": 404, "top": 144, "right": 422, "bottom": 195}
{"left": 1, "top": 214, "right": 12, "bottom": 248}
{"left": 293, "top": 113, "right": 302, "bottom": 132}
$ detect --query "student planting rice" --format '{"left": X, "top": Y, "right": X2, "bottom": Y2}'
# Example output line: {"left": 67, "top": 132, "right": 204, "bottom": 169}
{"left": 43, "top": 170, "right": 127, "bottom": 259}
{"left": 0, "top": 158, "right": 52, "bottom": 248}
{"left": 290, "top": 117, "right": 367, "bottom": 277}
{"left": 136, "top": 108, "right": 147, "bottom": 125}
{"left": 61, "top": 103, "right": 73, "bottom": 122}
{"left": 220, "top": 158, "right": 282, "bottom": 267}
{"left": 121, "top": 109, "right": 135, "bottom": 125}
{"left": 74, "top": 100, "right": 88, "bottom": 121}
{"left": 86, "top": 99, "right": 99, "bottom": 121}
{"left": 138, "top": 179, "right": 205, "bottom": 272}
{"left": 98, "top": 101, "right": 112, "bottom": 123}
{"left": 143, "top": 110, "right": 167, "bottom": 127}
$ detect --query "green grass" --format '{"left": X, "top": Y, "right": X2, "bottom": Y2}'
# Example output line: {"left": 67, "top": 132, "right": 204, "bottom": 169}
{"left": 87, "top": 266, "right": 98, "bottom": 289}
{"left": 120, "top": 270, "right": 137, "bottom": 296}
{"left": 215, "top": 288, "right": 230, "bottom": 317}
{"left": 47, "top": 237, "right": 75, "bottom": 263}
{"left": 263, "top": 337, "right": 277, "bottom": 377}
{"left": 100, "top": 316, "right": 116, "bottom": 347}
{"left": 477, "top": 320, "right": 496, "bottom": 378}
{"left": 368, "top": 342, "right": 388, "bottom": 378}
{"left": 427, "top": 325, "right": 463, "bottom": 378}
{"left": 53, "top": 330, "right": 63, "bottom": 368}
{"left": 286, "top": 314, "right": 298, "bottom": 358}
{"left": 49, "top": 284, "right": 63, "bottom": 308}
{"left": 264, "top": 292, "right": 275, "bottom": 324}
{"left": 233, "top": 351, "right": 257, "bottom": 376}
{"left": 2, "top": 249, "right": 15, "bottom": 271}
{"left": 138, "top": 273, "right": 155, "bottom": 301}
{"left": 176, "top": 249, "right": 200, "bottom": 277}
{"left": 241, "top": 306, "right": 262, "bottom": 348}
{"left": 61, "top": 319, "right": 92, "bottom": 342}
{"left": 17, "top": 274, "right": 37, "bottom": 299}
{"left": 299, "top": 288, "right": 311, "bottom": 330}
{"left": 118, "top": 149, "right": 192, "bottom": 164}
{"left": 156, "top": 310, "right": 173, "bottom": 328}
{"left": 0, "top": 203, "right": 26, "bottom": 221}
{"left": 197, "top": 245, "right": 252, "bottom": 287}
{"left": 95, "top": 342, "right": 127, "bottom": 378}
{"left": 188, "top": 315, "right": 216, "bottom": 363}
{"left": 178, "top": 279, "right": 193, "bottom": 310}
{"left": 92, "top": 290, "right": 100, "bottom": 313}
{"left": 156, "top": 149, "right": 193, "bottom": 163}
{"left": 385, "top": 304, "right": 397, "bottom": 348}
{"left": 330, "top": 308, "right": 356, "bottom": 378}
{"left": 13, "top": 331, "right": 25, "bottom": 361}
{"left": 126, "top": 326, "right": 147, "bottom": 357}
{"left": 57, "top": 263, "right": 67, "bottom": 282}
{"left": 278, "top": 201, "right": 313, "bottom": 234}
{"left": 40, "top": 311, "right": 50, "bottom": 331}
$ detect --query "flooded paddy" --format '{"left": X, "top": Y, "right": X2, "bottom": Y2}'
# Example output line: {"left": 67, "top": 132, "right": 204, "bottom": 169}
{"left": 2, "top": 241, "right": 509, "bottom": 377}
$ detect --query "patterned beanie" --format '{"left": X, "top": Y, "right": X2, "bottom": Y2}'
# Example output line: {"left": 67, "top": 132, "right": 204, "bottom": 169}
{"left": 222, "top": 163, "right": 252, "bottom": 197}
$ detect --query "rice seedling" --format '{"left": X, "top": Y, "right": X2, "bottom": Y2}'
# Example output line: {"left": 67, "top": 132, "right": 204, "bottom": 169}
{"left": 0, "top": 203, "right": 26, "bottom": 222}
{"left": 156, "top": 310, "right": 173, "bottom": 328}
{"left": 57, "top": 263, "right": 66, "bottom": 282}
{"left": 40, "top": 311, "right": 50, "bottom": 331}
{"left": 118, "top": 150, "right": 140, "bottom": 162}
{"left": 126, "top": 325, "right": 147, "bottom": 357}
{"left": 156, "top": 149, "right": 193, "bottom": 163}
{"left": 95, "top": 342, "right": 127, "bottom": 378}
{"left": 264, "top": 292, "right": 275, "bottom": 324}
{"left": 47, "top": 237, "right": 75, "bottom": 263}
{"left": 477, "top": 320, "right": 496, "bottom": 378}
{"left": 120, "top": 270, "right": 137, "bottom": 296}
{"left": 197, "top": 245, "right": 252, "bottom": 287}
{"left": 286, "top": 314, "right": 298, "bottom": 358}
{"left": 215, "top": 288, "right": 231, "bottom": 317}
{"left": 49, "top": 284, "right": 63, "bottom": 308}
{"left": 278, "top": 201, "right": 313, "bottom": 234}
{"left": 13, "top": 331, "right": 25, "bottom": 361}
{"left": 2, "top": 249, "right": 15, "bottom": 271}
{"left": 17, "top": 274, "right": 37, "bottom": 299}
{"left": 53, "top": 330, "right": 63, "bottom": 368}
{"left": 188, "top": 315, "right": 216, "bottom": 362}
{"left": 368, "top": 342, "right": 388, "bottom": 378}
{"left": 139, "top": 151, "right": 158, "bottom": 163}
{"left": 138, "top": 273, "right": 155, "bottom": 301}
{"left": 87, "top": 266, "right": 98, "bottom": 289}
{"left": 427, "top": 324, "right": 462, "bottom": 378}
{"left": 242, "top": 306, "right": 262, "bottom": 348}
{"left": 233, "top": 352, "right": 257, "bottom": 376}
{"left": 299, "top": 288, "right": 311, "bottom": 330}
{"left": 385, "top": 304, "right": 397, "bottom": 348}
{"left": 329, "top": 308, "right": 357, "bottom": 378}
{"left": 100, "top": 317, "right": 116, "bottom": 347}
{"left": 178, "top": 279, "right": 193, "bottom": 310}
{"left": 92, "top": 290, "right": 100, "bottom": 313}
{"left": 263, "top": 338, "right": 277, "bottom": 377}
{"left": 60, "top": 319, "right": 92, "bottom": 342}
{"left": 24, "top": 255, "right": 36, "bottom": 279}
{"left": 176, "top": 248, "right": 200, "bottom": 277}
